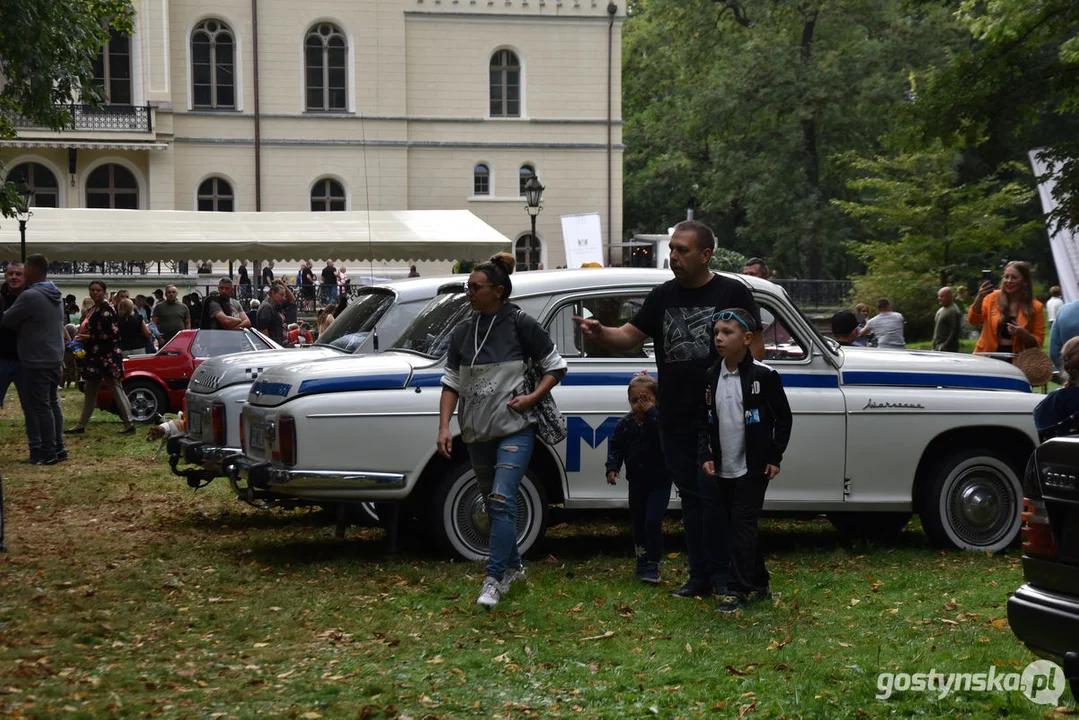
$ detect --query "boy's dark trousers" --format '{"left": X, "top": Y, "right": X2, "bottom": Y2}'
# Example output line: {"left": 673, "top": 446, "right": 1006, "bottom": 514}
{"left": 628, "top": 473, "right": 672, "bottom": 565}
{"left": 718, "top": 473, "right": 770, "bottom": 598}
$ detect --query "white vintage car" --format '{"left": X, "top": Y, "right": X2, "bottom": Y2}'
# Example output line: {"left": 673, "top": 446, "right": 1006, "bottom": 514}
{"left": 168, "top": 275, "right": 459, "bottom": 490}
{"left": 226, "top": 268, "right": 1041, "bottom": 559}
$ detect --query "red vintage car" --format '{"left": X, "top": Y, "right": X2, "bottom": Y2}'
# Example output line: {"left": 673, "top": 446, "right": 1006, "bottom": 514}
{"left": 97, "top": 328, "right": 280, "bottom": 423}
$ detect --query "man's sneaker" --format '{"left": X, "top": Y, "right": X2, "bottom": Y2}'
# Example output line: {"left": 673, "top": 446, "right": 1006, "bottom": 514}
{"left": 30, "top": 454, "right": 60, "bottom": 466}
{"left": 500, "top": 566, "right": 526, "bottom": 593}
{"left": 636, "top": 563, "right": 661, "bottom": 585}
{"left": 716, "top": 594, "right": 746, "bottom": 614}
{"left": 476, "top": 577, "right": 503, "bottom": 608}
{"left": 54, "top": 449, "right": 68, "bottom": 462}
{"left": 670, "top": 582, "right": 713, "bottom": 598}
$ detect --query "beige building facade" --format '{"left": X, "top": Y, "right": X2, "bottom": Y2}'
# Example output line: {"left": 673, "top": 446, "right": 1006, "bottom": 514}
{"left": 1, "top": 0, "right": 624, "bottom": 271}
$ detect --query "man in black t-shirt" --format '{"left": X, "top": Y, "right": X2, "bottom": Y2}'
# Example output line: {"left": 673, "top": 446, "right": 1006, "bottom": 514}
{"left": 261, "top": 261, "right": 275, "bottom": 293}
{"left": 204, "top": 278, "right": 251, "bottom": 330}
{"left": 256, "top": 282, "right": 289, "bottom": 345}
{"left": 321, "top": 261, "right": 338, "bottom": 305}
{"left": 575, "top": 220, "right": 759, "bottom": 603}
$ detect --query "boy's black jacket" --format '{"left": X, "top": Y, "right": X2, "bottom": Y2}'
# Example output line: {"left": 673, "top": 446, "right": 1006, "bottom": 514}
{"left": 696, "top": 351, "right": 793, "bottom": 475}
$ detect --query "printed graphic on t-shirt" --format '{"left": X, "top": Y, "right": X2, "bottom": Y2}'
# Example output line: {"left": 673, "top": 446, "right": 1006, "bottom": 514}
{"left": 662, "top": 306, "right": 715, "bottom": 362}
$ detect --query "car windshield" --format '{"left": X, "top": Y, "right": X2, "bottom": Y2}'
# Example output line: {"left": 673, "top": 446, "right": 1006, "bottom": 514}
{"left": 391, "top": 291, "right": 471, "bottom": 358}
{"left": 315, "top": 288, "right": 396, "bottom": 352}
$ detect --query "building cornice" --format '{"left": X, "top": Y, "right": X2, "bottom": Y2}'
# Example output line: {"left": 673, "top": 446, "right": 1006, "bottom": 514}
{"left": 180, "top": 111, "right": 623, "bottom": 125}
{"left": 174, "top": 136, "right": 625, "bottom": 150}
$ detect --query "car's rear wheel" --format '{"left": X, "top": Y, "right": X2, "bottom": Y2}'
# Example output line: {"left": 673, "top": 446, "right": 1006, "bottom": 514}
{"left": 125, "top": 380, "right": 168, "bottom": 424}
{"left": 827, "top": 511, "right": 911, "bottom": 543}
{"left": 919, "top": 448, "right": 1022, "bottom": 552}
{"left": 431, "top": 461, "right": 547, "bottom": 562}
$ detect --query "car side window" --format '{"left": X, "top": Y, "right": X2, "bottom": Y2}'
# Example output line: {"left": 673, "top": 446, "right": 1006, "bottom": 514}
{"left": 546, "top": 293, "right": 649, "bottom": 359}
{"left": 758, "top": 302, "right": 807, "bottom": 362}
{"left": 190, "top": 329, "right": 253, "bottom": 358}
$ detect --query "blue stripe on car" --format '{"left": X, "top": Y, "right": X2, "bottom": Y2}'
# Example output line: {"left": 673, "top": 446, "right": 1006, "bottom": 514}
{"left": 409, "top": 373, "right": 444, "bottom": 387}
{"left": 252, "top": 381, "right": 292, "bottom": 396}
{"left": 841, "top": 371, "right": 1029, "bottom": 392}
{"left": 298, "top": 374, "right": 411, "bottom": 394}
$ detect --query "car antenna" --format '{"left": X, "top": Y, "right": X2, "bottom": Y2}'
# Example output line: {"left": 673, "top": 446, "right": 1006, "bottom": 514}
{"left": 359, "top": 21, "right": 378, "bottom": 352}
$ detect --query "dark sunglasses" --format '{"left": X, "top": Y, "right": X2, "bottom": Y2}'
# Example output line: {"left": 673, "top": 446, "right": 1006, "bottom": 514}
{"left": 711, "top": 310, "right": 751, "bottom": 331}
{"left": 466, "top": 282, "right": 491, "bottom": 293}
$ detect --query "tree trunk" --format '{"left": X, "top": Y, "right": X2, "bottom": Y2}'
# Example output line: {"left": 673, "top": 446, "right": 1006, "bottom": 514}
{"left": 800, "top": 8, "right": 823, "bottom": 278}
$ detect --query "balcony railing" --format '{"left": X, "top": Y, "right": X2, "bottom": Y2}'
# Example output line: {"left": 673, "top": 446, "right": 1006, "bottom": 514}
{"left": 6, "top": 104, "right": 152, "bottom": 133}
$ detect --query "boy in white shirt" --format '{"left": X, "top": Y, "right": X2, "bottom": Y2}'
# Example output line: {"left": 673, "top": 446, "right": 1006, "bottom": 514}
{"left": 698, "top": 308, "right": 793, "bottom": 613}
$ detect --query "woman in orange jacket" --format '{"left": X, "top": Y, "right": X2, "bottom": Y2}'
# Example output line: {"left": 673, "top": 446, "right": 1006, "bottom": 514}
{"left": 968, "top": 260, "right": 1045, "bottom": 356}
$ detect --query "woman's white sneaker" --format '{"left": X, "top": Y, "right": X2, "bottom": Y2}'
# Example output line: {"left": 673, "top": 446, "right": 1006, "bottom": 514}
{"left": 500, "top": 565, "right": 526, "bottom": 593}
{"left": 476, "top": 577, "right": 503, "bottom": 608}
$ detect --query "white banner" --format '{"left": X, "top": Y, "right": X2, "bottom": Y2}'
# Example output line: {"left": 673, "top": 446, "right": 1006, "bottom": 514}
{"left": 560, "top": 212, "right": 605, "bottom": 268}
{"left": 1029, "top": 149, "right": 1078, "bottom": 303}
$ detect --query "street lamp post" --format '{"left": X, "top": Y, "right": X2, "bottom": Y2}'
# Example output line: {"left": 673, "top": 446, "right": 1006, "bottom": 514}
{"left": 14, "top": 184, "right": 33, "bottom": 263}
{"left": 523, "top": 174, "right": 545, "bottom": 269}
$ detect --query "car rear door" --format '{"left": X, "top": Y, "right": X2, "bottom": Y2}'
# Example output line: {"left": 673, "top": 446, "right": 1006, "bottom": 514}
{"left": 754, "top": 295, "right": 847, "bottom": 506}
{"left": 543, "top": 288, "right": 657, "bottom": 505}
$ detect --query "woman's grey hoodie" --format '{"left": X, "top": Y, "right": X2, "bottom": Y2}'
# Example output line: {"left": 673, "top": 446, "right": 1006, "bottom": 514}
{"left": 0, "top": 280, "right": 64, "bottom": 369}
{"left": 441, "top": 304, "right": 567, "bottom": 443}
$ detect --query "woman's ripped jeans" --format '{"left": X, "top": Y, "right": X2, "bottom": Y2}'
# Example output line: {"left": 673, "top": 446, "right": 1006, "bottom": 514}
{"left": 466, "top": 427, "right": 536, "bottom": 581}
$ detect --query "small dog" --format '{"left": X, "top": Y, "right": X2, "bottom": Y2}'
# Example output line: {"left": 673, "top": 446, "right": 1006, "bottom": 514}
{"left": 147, "top": 412, "right": 185, "bottom": 460}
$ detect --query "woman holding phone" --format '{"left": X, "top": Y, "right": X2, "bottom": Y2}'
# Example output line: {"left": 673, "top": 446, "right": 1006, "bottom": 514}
{"left": 968, "top": 261, "right": 1045, "bottom": 357}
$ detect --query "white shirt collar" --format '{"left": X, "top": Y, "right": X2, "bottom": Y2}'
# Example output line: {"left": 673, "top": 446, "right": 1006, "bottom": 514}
{"left": 719, "top": 361, "right": 740, "bottom": 379}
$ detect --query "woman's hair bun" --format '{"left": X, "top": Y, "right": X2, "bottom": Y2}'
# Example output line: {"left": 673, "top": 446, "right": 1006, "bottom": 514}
{"left": 490, "top": 251, "right": 516, "bottom": 275}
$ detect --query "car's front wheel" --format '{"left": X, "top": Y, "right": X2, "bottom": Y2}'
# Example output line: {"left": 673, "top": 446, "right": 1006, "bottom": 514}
{"left": 431, "top": 461, "right": 548, "bottom": 562}
{"left": 125, "top": 379, "right": 168, "bottom": 424}
{"left": 919, "top": 448, "right": 1022, "bottom": 552}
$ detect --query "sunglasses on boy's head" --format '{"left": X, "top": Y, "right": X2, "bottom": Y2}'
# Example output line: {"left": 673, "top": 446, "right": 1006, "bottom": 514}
{"left": 711, "top": 310, "right": 751, "bottom": 331}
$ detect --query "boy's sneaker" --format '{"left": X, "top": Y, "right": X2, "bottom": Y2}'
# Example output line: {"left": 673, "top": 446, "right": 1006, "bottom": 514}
{"left": 635, "top": 563, "right": 661, "bottom": 585}
{"left": 476, "top": 577, "right": 503, "bottom": 608}
{"left": 715, "top": 593, "right": 746, "bottom": 614}
{"left": 500, "top": 565, "right": 526, "bottom": 594}
{"left": 745, "top": 589, "right": 772, "bottom": 606}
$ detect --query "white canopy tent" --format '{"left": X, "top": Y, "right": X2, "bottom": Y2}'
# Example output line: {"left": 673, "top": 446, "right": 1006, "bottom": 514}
{"left": 1030, "top": 149, "right": 1079, "bottom": 303}
{"left": 0, "top": 208, "right": 510, "bottom": 263}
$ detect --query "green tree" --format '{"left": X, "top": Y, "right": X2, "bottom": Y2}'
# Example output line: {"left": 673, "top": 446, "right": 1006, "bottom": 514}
{"left": 834, "top": 140, "right": 1036, "bottom": 338}
{"left": 915, "top": 0, "right": 1079, "bottom": 233}
{"left": 0, "top": 0, "right": 133, "bottom": 214}
{"left": 622, "top": 0, "right": 965, "bottom": 278}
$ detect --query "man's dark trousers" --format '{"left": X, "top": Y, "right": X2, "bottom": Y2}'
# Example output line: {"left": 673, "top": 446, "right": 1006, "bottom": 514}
{"left": 660, "top": 425, "right": 730, "bottom": 592}
{"left": 23, "top": 367, "right": 64, "bottom": 459}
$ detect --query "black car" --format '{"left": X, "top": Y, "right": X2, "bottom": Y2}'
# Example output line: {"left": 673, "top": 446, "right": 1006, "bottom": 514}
{"left": 1008, "top": 435, "right": 1079, "bottom": 697}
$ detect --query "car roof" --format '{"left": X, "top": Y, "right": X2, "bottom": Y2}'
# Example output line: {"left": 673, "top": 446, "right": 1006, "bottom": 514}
{"left": 475, "top": 267, "right": 763, "bottom": 298}
{"left": 360, "top": 274, "right": 462, "bottom": 301}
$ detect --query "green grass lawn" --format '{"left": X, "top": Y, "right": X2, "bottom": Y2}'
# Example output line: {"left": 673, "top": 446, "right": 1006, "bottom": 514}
{"left": 0, "top": 390, "right": 1066, "bottom": 718}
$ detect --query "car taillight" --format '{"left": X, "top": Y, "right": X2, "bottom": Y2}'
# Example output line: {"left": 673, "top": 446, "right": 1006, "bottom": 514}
{"left": 239, "top": 413, "right": 246, "bottom": 453}
{"left": 211, "top": 402, "right": 227, "bottom": 446}
{"left": 278, "top": 416, "right": 296, "bottom": 467}
{"left": 1021, "top": 497, "right": 1058, "bottom": 559}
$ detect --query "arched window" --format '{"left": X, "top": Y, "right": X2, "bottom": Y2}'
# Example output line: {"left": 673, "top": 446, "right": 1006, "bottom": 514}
{"left": 311, "top": 178, "right": 346, "bottom": 211}
{"left": 519, "top": 164, "right": 535, "bottom": 196}
{"left": 197, "top": 177, "right": 234, "bottom": 211}
{"left": 473, "top": 164, "right": 490, "bottom": 196}
{"left": 305, "top": 23, "right": 347, "bottom": 111}
{"left": 192, "top": 20, "right": 235, "bottom": 109}
{"left": 490, "top": 49, "right": 520, "bottom": 118}
{"left": 93, "top": 30, "right": 132, "bottom": 105}
{"left": 86, "top": 164, "right": 138, "bottom": 209}
{"left": 515, "top": 234, "right": 541, "bottom": 271}
{"left": 7, "top": 162, "right": 60, "bottom": 208}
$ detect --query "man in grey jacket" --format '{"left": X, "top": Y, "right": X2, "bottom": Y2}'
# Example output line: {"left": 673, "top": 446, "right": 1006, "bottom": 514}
{"left": 0, "top": 254, "right": 66, "bottom": 464}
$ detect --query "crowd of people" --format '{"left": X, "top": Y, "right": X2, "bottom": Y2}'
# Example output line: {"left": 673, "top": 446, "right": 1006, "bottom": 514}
{"left": 0, "top": 257, "right": 360, "bottom": 465}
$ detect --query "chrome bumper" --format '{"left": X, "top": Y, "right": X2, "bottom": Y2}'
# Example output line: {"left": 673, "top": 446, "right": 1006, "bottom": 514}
{"left": 168, "top": 435, "right": 243, "bottom": 488}
{"left": 224, "top": 455, "right": 407, "bottom": 501}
